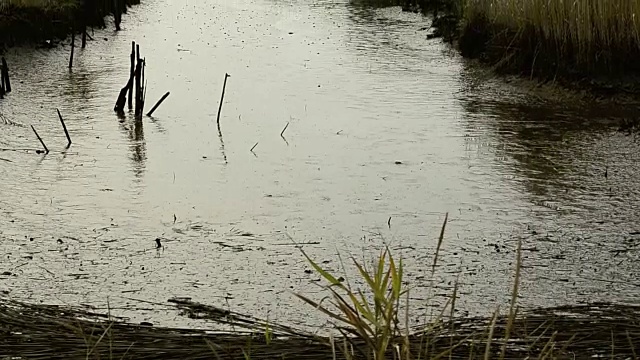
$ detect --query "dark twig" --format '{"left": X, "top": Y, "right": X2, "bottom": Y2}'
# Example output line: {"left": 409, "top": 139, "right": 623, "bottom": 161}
{"left": 69, "top": 30, "right": 75, "bottom": 69}
{"left": 128, "top": 41, "right": 135, "bottom": 110}
{"left": 250, "top": 142, "right": 258, "bottom": 152}
{"left": 114, "top": 77, "right": 133, "bottom": 113}
{"left": 146, "top": 92, "right": 170, "bottom": 117}
{"left": 56, "top": 109, "right": 72, "bottom": 148}
{"left": 1, "top": 57, "right": 11, "bottom": 93}
{"left": 30, "top": 125, "right": 49, "bottom": 154}
{"left": 280, "top": 122, "right": 290, "bottom": 137}
{"left": 216, "top": 73, "right": 230, "bottom": 125}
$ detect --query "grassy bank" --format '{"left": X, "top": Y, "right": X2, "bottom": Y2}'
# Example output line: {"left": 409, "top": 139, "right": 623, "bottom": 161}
{"left": 0, "top": 0, "right": 139, "bottom": 47}
{"left": 352, "top": 0, "right": 640, "bottom": 95}
{"left": 458, "top": 0, "right": 640, "bottom": 94}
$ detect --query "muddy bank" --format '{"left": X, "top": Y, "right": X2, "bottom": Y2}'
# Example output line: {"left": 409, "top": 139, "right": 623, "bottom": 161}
{"left": 1, "top": 297, "right": 639, "bottom": 359}
{"left": 0, "top": 0, "right": 141, "bottom": 48}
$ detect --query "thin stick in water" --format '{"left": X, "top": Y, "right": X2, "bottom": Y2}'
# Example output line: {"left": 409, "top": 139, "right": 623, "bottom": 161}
{"left": 128, "top": 41, "right": 135, "bottom": 110}
{"left": 146, "top": 92, "right": 170, "bottom": 117}
{"left": 69, "top": 31, "right": 75, "bottom": 69}
{"left": 1, "top": 57, "right": 11, "bottom": 93}
{"left": 280, "top": 122, "right": 289, "bottom": 137}
{"left": 216, "top": 73, "right": 230, "bottom": 125}
{"left": 250, "top": 142, "right": 258, "bottom": 152}
{"left": 30, "top": 125, "right": 49, "bottom": 154}
{"left": 56, "top": 109, "right": 72, "bottom": 148}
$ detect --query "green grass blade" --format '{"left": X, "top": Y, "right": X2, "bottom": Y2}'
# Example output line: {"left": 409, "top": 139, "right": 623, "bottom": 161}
{"left": 294, "top": 293, "right": 351, "bottom": 324}
{"left": 300, "top": 248, "right": 343, "bottom": 286}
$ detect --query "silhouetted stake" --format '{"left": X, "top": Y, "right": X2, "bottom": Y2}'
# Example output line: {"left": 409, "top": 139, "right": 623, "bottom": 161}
{"left": 113, "top": 0, "right": 122, "bottom": 30}
{"left": 141, "top": 59, "right": 146, "bottom": 108}
{"left": 134, "top": 60, "right": 142, "bottom": 117}
{"left": 114, "top": 77, "right": 133, "bottom": 113}
{"left": 280, "top": 122, "right": 289, "bottom": 137}
{"left": 146, "top": 92, "right": 169, "bottom": 117}
{"left": 68, "top": 31, "right": 75, "bottom": 69}
{"left": 128, "top": 41, "right": 135, "bottom": 110}
{"left": 141, "top": 78, "right": 147, "bottom": 116}
{"left": 216, "top": 73, "right": 230, "bottom": 125}
{"left": 56, "top": 109, "right": 72, "bottom": 148}
{"left": 82, "top": 27, "right": 87, "bottom": 48}
{"left": 1, "top": 57, "right": 11, "bottom": 93}
{"left": 136, "top": 44, "right": 140, "bottom": 63}
{"left": 30, "top": 125, "right": 49, "bottom": 154}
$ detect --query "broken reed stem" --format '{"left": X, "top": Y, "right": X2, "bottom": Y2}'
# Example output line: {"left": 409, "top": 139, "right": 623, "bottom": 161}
{"left": 141, "top": 78, "right": 147, "bottom": 116}
{"left": 1, "top": 57, "right": 11, "bottom": 93}
{"left": 69, "top": 30, "right": 75, "bottom": 69}
{"left": 134, "top": 59, "right": 142, "bottom": 117}
{"left": 280, "top": 122, "right": 290, "bottom": 137}
{"left": 57, "top": 109, "right": 72, "bottom": 148}
{"left": 114, "top": 77, "right": 132, "bottom": 113}
{"left": 113, "top": 0, "right": 122, "bottom": 30}
{"left": 30, "top": 125, "right": 49, "bottom": 154}
{"left": 128, "top": 41, "right": 135, "bottom": 110}
{"left": 146, "top": 92, "right": 170, "bottom": 117}
{"left": 250, "top": 142, "right": 258, "bottom": 152}
{"left": 216, "top": 73, "right": 230, "bottom": 125}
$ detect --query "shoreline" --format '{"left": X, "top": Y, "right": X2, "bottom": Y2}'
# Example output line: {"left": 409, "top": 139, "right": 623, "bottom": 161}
{"left": 0, "top": 0, "right": 140, "bottom": 49}
{"left": 396, "top": 0, "right": 640, "bottom": 99}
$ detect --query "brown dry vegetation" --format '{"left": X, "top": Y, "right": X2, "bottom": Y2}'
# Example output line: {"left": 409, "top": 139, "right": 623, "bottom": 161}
{"left": 460, "top": 0, "right": 640, "bottom": 83}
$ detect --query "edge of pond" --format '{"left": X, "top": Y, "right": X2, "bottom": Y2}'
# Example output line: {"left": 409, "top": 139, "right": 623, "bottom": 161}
{"left": 0, "top": 0, "right": 141, "bottom": 50}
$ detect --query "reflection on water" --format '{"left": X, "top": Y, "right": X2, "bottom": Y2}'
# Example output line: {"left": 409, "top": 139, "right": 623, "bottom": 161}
{"left": 0, "top": 0, "right": 638, "bottom": 329}
{"left": 457, "top": 68, "right": 640, "bottom": 309}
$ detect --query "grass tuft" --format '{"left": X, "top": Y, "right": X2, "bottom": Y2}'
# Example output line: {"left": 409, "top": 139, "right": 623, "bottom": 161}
{"left": 295, "top": 245, "right": 408, "bottom": 360}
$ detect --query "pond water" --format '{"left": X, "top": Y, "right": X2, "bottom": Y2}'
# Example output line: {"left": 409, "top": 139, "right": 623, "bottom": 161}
{"left": 1, "top": 0, "right": 639, "bottom": 330}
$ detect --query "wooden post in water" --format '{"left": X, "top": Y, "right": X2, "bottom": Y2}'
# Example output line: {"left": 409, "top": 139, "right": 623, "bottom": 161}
{"left": 134, "top": 59, "right": 142, "bottom": 118}
{"left": 0, "top": 65, "right": 4, "bottom": 98}
{"left": 1, "top": 57, "right": 11, "bottom": 93}
{"left": 113, "top": 0, "right": 121, "bottom": 30}
{"left": 114, "top": 77, "right": 133, "bottom": 113}
{"left": 147, "top": 92, "right": 170, "bottom": 117}
{"left": 69, "top": 30, "right": 75, "bottom": 69}
{"left": 128, "top": 41, "right": 135, "bottom": 110}
{"left": 31, "top": 125, "right": 49, "bottom": 154}
{"left": 57, "top": 109, "right": 72, "bottom": 148}
{"left": 216, "top": 73, "right": 231, "bottom": 125}
{"left": 81, "top": 0, "right": 88, "bottom": 48}
{"left": 140, "top": 54, "right": 147, "bottom": 113}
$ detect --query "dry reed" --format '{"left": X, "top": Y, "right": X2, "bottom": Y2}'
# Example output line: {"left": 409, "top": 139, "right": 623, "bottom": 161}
{"left": 1, "top": 296, "right": 639, "bottom": 359}
{"left": 461, "top": 0, "right": 640, "bottom": 80}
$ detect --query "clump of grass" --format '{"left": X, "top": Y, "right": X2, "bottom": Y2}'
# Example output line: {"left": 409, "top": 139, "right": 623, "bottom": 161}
{"left": 295, "top": 246, "right": 408, "bottom": 360}
{"left": 460, "top": 0, "right": 640, "bottom": 82}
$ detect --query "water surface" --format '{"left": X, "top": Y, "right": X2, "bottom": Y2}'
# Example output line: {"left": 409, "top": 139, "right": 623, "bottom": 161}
{"left": 1, "top": 0, "right": 639, "bottom": 329}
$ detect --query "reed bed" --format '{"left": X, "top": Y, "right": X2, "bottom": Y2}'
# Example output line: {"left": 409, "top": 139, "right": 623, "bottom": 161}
{"left": 1, "top": 297, "right": 639, "bottom": 359}
{"left": 460, "top": 0, "right": 640, "bottom": 81}
{"left": 0, "top": 0, "right": 79, "bottom": 11}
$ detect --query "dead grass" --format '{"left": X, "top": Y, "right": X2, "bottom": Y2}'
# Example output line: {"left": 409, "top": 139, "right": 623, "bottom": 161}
{"left": 1, "top": 228, "right": 639, "bottom": 360}
{"left": 0, "top": 0, "right": 79, "bottom": 11}
{"left": 460, "top": 0, "right": 640, "bottom": 79}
